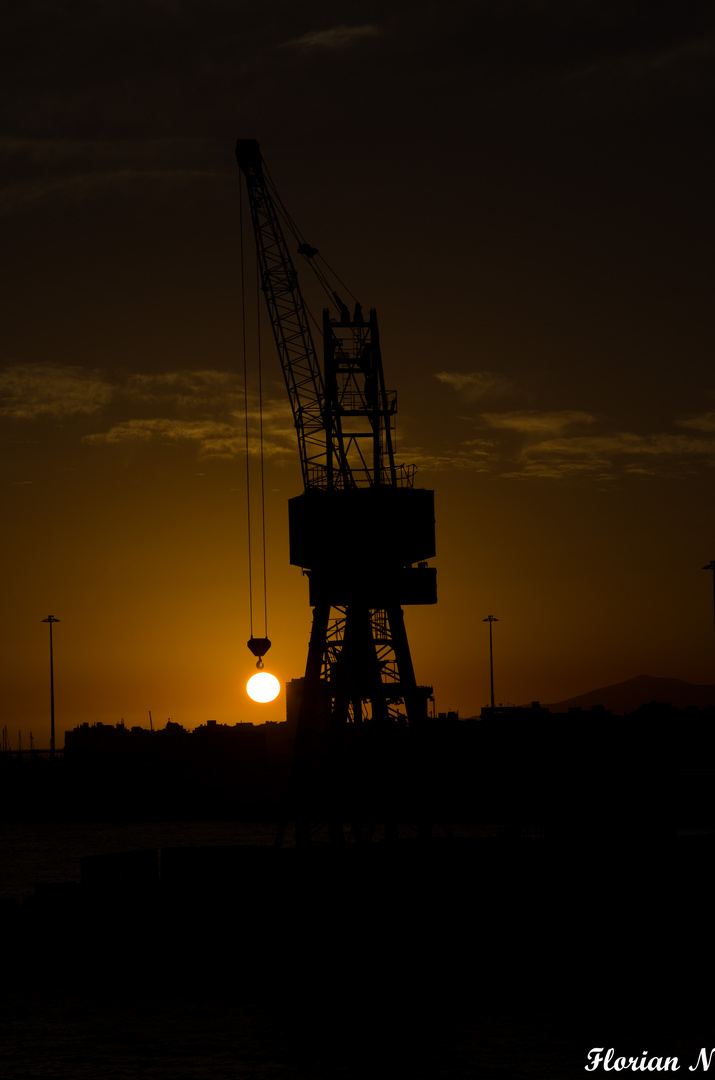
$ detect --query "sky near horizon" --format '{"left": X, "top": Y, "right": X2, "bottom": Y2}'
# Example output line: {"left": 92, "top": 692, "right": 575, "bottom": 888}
{"left": 2, "top": 1, "right": 714, "bottom": 747}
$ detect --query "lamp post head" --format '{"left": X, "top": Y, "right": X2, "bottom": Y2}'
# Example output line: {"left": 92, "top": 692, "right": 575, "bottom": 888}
{"left": 42, "top": 615, "right": 60, "bottom": 624}
{"left": 703, "top": 562, "right": 715, "bottom": 572}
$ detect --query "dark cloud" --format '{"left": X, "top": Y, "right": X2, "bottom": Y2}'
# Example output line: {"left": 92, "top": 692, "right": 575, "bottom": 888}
{"left": 482, "top": 411, "right": 596, "bottom": 436}
{"left": 0, "top": 363, "right": 113, "bottom": 419}
{"left": 4, "top": 1, "right": 711, "bottom": 149}
{"left": 280, "top": 24, "right": 385, "bottom": 50}
{"left": 435, "top": 371, "right": 515, "bottom": 401}
{"left": 0, "top": 360, "right": 295, "bottom": 461}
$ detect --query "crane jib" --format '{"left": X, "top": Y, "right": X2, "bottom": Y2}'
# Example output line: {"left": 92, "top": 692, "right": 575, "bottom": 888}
{"left": 236, "top": 139, "right": 331, "bottom": 491}
{"left": 236, "top": 139, "right": 417, "bottom": 495}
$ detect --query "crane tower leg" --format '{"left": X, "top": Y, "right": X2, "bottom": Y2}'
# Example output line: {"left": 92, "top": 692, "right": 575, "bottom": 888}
{"left": 280, "top": 600, "right": 433, "bottom": 846}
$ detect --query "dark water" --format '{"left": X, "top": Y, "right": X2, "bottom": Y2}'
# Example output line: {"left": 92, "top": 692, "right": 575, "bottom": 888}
{"left": 1, "top": 824, "right": 711, "bottom": 1077}
{"left": 0, "top": 821, "right": 280, "bottom": 902}
{"left": 1, "top": 985, "right": 710, "bottom": 1079}
{"left": 0, "top": 821, "right": 492, "bottom": 902}
{"left": 0, "top": 997, "right": 568, "bottom": 1078}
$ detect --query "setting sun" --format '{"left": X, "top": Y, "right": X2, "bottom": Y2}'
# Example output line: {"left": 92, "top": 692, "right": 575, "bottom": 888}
{"left": 246, "top": 671, "right": 280, "bottom": 703}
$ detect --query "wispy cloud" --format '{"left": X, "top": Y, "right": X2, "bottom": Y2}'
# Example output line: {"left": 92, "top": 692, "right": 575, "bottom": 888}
{"left": 526, "top": 431, "right": 715, "bottom": 460}
{"left": 504, "top": 460, "right": 616, "bottom": 482}
{"left": 123, "top": 370, "right": 242, "bottom": 411}
{"left": 399, "top": 438, "right": 494, "bottom": 474}
{"left": 481, "top": 410, "right": 595, "bottom": 436}
{"left": 1, "top": 361, "right": 298, "bottom": 462}
{"left": 0, "top": 167, "right": 218, "bottom": 215}
{"left": 510, "top": 430, "right": 715, "bottom": 481}
{"left": 281, "top": 24, "right": 383, "bottom": 50}
{"left": 0, "top": 364, "right": 113, "bottom": 419}
{"left": 83, "top": 418, "right": 241, "bottom": 459}
{"left": 678, "top": 412, "right": 715, "bottom": 433}
{"left": 435, "top": 371, "right": 514, "bottom": 401}
{"left": 420, "top": 401, "right": 715, "bottom": 481}
{"left": 83, "top": 394, "right": 296, "bottom": 461}
{"left": 564, "top": 34, "right": 715, "bottom": 95}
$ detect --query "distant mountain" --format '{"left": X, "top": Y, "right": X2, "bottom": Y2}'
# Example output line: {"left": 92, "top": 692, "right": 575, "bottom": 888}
{"left": 544, "top": 675, "right": 715, "bottom": 714}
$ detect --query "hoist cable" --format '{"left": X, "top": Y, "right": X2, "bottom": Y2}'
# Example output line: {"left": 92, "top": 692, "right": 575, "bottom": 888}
{"left": 314, "top": 253, "right": 359, "bottom": 305}
{"left": 256, "top": 249, "right": 269, "bottom": 639}
{"left": 239, "top": 178, "right": 254, "bottom": 638}
{"left": 264, "top": 163, "right": 359, "bottom": 310}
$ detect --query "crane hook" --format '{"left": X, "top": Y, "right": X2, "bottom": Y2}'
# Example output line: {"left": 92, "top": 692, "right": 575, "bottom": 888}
{"left": 247, "top": 636, "right": 271, "bottom": 670}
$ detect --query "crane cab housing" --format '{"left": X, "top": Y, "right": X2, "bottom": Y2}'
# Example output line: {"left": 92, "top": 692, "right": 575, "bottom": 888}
{"left": 289, "top": 486, "right": 436, "bottom": 607}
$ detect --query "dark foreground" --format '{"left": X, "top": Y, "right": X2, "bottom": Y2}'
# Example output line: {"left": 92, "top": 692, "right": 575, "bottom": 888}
{"left": 2, "top": 835, "right": 713, "bottom": 1078}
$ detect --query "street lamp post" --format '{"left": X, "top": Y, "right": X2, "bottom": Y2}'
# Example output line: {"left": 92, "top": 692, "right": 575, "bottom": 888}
{"left": 482, "top": 615, "right": 498, "bottom": 709}
{"left": 41, "top": 615, "right": 60, "bottom": 761}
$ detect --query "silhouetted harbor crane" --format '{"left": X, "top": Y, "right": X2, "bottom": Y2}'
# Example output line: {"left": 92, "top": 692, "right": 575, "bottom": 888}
{"left": 235, "top": 140, "right": 437, "bottom": 844}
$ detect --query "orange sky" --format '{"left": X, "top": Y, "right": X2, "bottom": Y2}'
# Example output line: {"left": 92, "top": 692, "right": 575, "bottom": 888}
{"left": 2, "top": 2, "right": 714, "bottom": 749}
